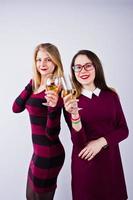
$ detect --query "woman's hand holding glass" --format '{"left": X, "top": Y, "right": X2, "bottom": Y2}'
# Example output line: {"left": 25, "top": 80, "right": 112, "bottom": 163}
{"left": 61, "top": 75, "right": 81, "bottom": 114}
{"left": 63, "top": 93, "right": 79, "bottom": 115}
{"left": 42, "top": 74, "right": 61, "bottom": 107}
{"left": 43, "top": 90, "right": 58, "bottom": 107}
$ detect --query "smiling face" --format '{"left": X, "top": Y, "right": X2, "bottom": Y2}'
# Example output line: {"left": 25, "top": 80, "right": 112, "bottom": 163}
{"left": 36, "top": 49, "right": 56, "bottom": 77}
{"left": 74, "top": 54, "right": 96, "bottom": 90}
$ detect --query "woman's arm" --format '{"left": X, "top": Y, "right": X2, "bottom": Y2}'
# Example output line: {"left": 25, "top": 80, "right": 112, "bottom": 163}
{"left": 46, "top": 97, "right": 63, "bottom": 141}
{"left": 44, "top": 91, "right": 63, "bottom": 141}
{"left": 79, "top": 92, "right": 128, "bottom": 161}
{"left": 103, "top": 93, "right": 129, "bottom": 146}
{"left": 12, "top": 79, "right": 32, "bottom": 113}
{"left": 63, "top": 94, "right": 87, "bottom": 149}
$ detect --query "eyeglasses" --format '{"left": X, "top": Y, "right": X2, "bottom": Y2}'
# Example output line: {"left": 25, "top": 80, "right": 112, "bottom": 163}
{"left": 72, "top": 63, "right": 94, "bottom": 72}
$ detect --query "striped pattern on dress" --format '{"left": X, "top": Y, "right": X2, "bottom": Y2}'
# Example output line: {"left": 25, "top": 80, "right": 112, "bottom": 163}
{"left": 12, "top": 80, "right": 65, "bottom": 193}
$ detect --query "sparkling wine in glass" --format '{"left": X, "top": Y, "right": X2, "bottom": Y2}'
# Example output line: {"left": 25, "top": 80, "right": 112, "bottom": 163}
{"left": 42, "top": 74, "right": 61, "bottom": 106}
{"left": 61, "top": 75, "right": 82, "bottom": 111}
{"left": 61, "top": 75, "right": 77, "bottom": 98}
{"left": 46, "top": 77, "right": 60, "bottom": 92}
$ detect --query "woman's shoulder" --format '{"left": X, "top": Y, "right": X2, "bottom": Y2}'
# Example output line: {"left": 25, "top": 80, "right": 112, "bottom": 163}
{"left": 101, "top": 88, "right": 119, "bottom": 99}
{"left": 100, "top": 89, "right": 122, "bottom": 108}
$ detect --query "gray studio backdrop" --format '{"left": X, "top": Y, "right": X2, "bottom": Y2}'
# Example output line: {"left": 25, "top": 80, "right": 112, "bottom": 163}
{"left": 0, "top": 0, "right": 133, "bottom": 199}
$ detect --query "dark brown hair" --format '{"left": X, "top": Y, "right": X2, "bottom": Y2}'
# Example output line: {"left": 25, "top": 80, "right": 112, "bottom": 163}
{"left": 71, "top": 50, "right": 113, "bottom": 97}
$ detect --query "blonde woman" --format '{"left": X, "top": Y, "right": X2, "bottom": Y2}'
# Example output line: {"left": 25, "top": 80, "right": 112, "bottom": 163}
{"left": 12, "top": 43, "right": 65, "bottom": 200}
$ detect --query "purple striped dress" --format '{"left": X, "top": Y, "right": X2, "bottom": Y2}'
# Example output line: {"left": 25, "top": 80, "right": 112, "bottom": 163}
{"left": 12, "top": 80, "right": 65, "bottom": 193}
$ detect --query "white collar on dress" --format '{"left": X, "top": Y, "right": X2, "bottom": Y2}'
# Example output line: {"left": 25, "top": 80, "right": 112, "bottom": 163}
{"left": 81, "top": 88, "right": 101, "bottom": 99}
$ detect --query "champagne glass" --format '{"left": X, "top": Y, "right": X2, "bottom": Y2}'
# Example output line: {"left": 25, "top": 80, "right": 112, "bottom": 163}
{"left": 61, "top": 74, "right": 82, "bottom": 111}
{"left": 61, "top": 75, "right": 77, "bottom": 98}
{"left": 42, "top": 74, "right": 61, "bottom": 106}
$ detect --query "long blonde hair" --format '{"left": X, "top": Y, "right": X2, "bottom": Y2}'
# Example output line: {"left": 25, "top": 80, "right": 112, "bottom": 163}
{"left": 32, "top": 43, "right": 63, "bottom": 91}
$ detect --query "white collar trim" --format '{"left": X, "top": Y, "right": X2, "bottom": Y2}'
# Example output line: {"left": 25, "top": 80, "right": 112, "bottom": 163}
{"left": 81, "top": 88, "right": 101, "bottom": 99}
